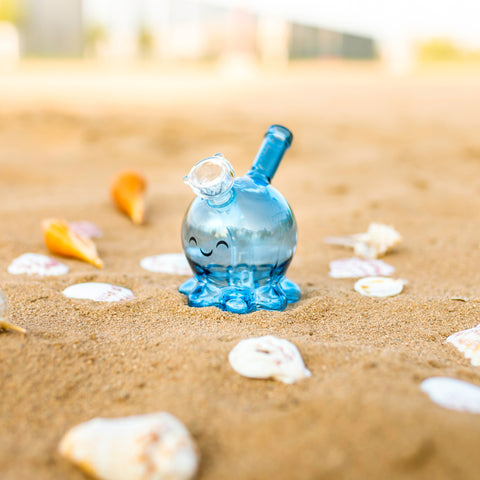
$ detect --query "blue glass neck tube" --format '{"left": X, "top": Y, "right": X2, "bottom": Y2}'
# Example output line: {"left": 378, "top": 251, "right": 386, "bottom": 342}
{"left": 247, "top": 125, "right": 293, "bottom": 183}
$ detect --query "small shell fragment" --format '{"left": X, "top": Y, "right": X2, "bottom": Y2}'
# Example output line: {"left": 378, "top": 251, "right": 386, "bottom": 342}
{"left": 140, "top": 254, "right": 192, "bottom": 275}
{"left": 59, "top": 412, "right": 199, "bottom": 480}
{"left": 69, "top": 221, "right": 103, "bottom": 239}
{"left": 329, "top": 257, "right": 395, "bottom": 279}
{"left": 325, "top": 222, "right": 402, "bottom": 259}
{"left": 8, "top": 253, "right": 69, "bottom": 276}
{"left": 0, "top": 289, "right": 25, "bottom": 334}
{"left": 446, "top": 326, "right": 480, "bottom": 366}
{"left": 450, "top": 297, "right": 469, "bottom": 302}
{"left": 42, "top": 218, "right": 103, "bottom": 268}
{"left": 228, "top": 335, "right": 311, "bottom": 384}
{"left": 420, "top": 377, "right": 480, "bottom": 414}
{"left": 63, "top": 282, "right": 135, "bottom": 302}
{"left": 111, "top": 170, "right": 146, "bottom": 224}
{"left": 354, "top": 276, "right": 406, "bottom": 298}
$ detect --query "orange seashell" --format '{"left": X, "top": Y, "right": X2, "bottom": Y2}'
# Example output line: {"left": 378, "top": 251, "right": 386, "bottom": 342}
{"left": 42, "top": 218, "right": 103, "bottom": 268}
{"left": 110, "top": 170, "right": 146, "bottom": 224}
{"left": 0, "top": 320, "right": 26, "bottom": 334}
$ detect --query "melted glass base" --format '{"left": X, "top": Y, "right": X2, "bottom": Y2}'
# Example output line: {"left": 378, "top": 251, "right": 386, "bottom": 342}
{"left": 179, "top": 273, "right": 301, "bottom": 314}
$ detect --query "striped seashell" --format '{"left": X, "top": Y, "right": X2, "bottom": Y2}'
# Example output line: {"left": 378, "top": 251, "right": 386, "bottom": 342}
{"left": 329, "top": 257, "right": 395, "bottom": 278}
{"left": 63, "top": 282, "right": 134, "bottom": 302}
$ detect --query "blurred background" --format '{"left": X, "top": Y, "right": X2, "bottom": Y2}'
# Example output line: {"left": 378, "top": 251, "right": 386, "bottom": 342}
{"left": 0, "top": 0, "right": 480, "bottom": 73}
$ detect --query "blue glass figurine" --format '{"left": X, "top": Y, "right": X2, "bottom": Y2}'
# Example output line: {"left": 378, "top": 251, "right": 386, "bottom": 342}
{"left": 179, "top": 125, "right": 300, "bottom": 314}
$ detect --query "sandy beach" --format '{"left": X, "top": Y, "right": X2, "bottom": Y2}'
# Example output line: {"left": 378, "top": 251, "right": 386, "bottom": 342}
{"left": 1, "top": 62, "right": 480, "bottom": 479}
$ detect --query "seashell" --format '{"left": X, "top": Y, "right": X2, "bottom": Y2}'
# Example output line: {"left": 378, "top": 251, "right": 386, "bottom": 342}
{"left": 0, "top": 288, "right": 25, "bottom": 334}
{"left": 69, "top": 221, "right": 103, "bottom": 239}
{"left": 140, "top": 254, "right": 192, "bottom": 275}
{"left": 42, "top": 218, "right": 103, "bottom": 268}
{"left": 325, "top": 222, "right": 402, "bottom": 259}
{"left": 329, "top": 257, "right": 395, "bottom": 279}
{"left": 446, "top": 326, "right": 480, "bottom": 366}
{"left": 354, "top": 276, "right": 406, "bottom": 298}
{"left": 8, "top": 252, "right": 69, "bottom": 276}
{"left": 420, "top": 377, "right": 480, "bottom": 414}
{"left": 58, "top": 412, "right": 199, "bottom": 480}
{"left": 62, "top": 282, "right": 135, "bottom": 302}
{"left": 451, "top": 296, "right": 469, "bottom": 302}
{"left": 110, "top": 170, "right": 146, "bottom": 225}
{"left": 228, "top": 335, "right": 311, "bottom": 384}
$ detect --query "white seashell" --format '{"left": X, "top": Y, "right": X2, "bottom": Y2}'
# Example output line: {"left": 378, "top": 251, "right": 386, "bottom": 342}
{"left": 69, "top": 221, "right": 103, "bottom": 239}
{"left": 325, "top": 222, "right": 402, "bottom": 259}
{"left": 59, "top": 412, "right": 199, "bottom": 480}
{"left": 228, "top": 335, "right": 311, "bottom": 384}
{"left": 420, "top": 377, "right": 480, "bottom": 414}
{"left": 446, "top": 326, "right": 480, "bottom": 366}
{"left": 354, "top": 276, "right": 406, "bottom": 298}
{"left": 62, "top": 282, "right": 135, "bottom": 302}
{"left": 8, "top": 253, "right": 69, "bottom": 276}
{"left": 329, "top": 257, "right": 395, "bottom": 278}
{"left": 140, "top": 254, "right": 192, "bottom": 275}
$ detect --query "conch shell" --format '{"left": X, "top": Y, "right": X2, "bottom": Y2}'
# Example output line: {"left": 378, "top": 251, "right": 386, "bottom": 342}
{"left": 0, "top": 288, "right": 25, "bottom": 334}
{"left": 110, "top": 170, "right": 146, "bottom": 224}
{"left": 42, "top": 218, "right": 103, "bottom": 268}
{"left": 59, "top": 412, "right": 199, "bottom": 480}
{"left": 324, "top": 222, "right": 402, "bottom": 259}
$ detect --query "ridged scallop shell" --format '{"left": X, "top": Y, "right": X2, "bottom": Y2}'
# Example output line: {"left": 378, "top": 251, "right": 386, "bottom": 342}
{"left": 329, "top": 257, "right": 395, "bottom": 278}
{"left": 59, "top": 412, "right": 199, "bottom": 480}
{"left": 63, "top": 282, "right": 134, "bottom": 302}
{"left": 140, "top": 254, "right": 192, "bottom": 275}
{"left": 354, "top": 276, "right": 406, "bottom": 298}
{"left": 446, "top": 326, "right": 480, "bottom": 366}
{"left": 228, "top": 335, "right": 311, "bottom": 384}
{"left": 421, "top": 377, "right": 480, "bottom": 413}
{"left": 325, "top": 222, "right": 402, "bottom": 259}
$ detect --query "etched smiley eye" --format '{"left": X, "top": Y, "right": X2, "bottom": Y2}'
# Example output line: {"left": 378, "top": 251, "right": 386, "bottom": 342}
{"left": 189, "top": 236, "right": 197, "bottom": 246}
{"left": 216, "top": 240, "right": 229, "bottom": 249}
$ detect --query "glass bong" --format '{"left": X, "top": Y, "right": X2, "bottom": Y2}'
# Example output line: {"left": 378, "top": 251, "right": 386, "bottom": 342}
{"left": 179, "top": 125, "right": 300, "bottom": 314}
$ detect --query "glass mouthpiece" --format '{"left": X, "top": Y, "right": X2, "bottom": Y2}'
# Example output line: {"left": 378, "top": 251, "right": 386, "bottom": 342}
{"left": 184, "top": 154, "right": 235, "bottom": 200}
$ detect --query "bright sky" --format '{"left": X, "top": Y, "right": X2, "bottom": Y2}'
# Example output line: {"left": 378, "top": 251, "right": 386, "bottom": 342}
{"left": 84, "top": 0, "right": 480, "bottom": 47}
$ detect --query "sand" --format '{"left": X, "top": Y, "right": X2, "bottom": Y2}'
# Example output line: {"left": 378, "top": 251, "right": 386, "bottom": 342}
{"left": 1, "top": 62, "right": 480, "bottom": 479}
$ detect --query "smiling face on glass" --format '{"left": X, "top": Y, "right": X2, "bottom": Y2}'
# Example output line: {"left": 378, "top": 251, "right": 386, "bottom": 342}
{"left": 183, "top": 226, "right": 232, "bottom": 267}
{"left": 188, "top": 236, "right": 229, "bottom": 258}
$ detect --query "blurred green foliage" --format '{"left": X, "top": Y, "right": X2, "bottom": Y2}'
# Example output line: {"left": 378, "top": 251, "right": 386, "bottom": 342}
{"left": 138, "top": 25, "right": 154, "bottom": 57}
{"left": 85, "top": 23, "right": 108, "bottom": 55}
{"left": 0, "top": 0, "right": 21, "bottom": 23}
{"left": 419, "top": 38, "right": 480, "bottom": 62}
